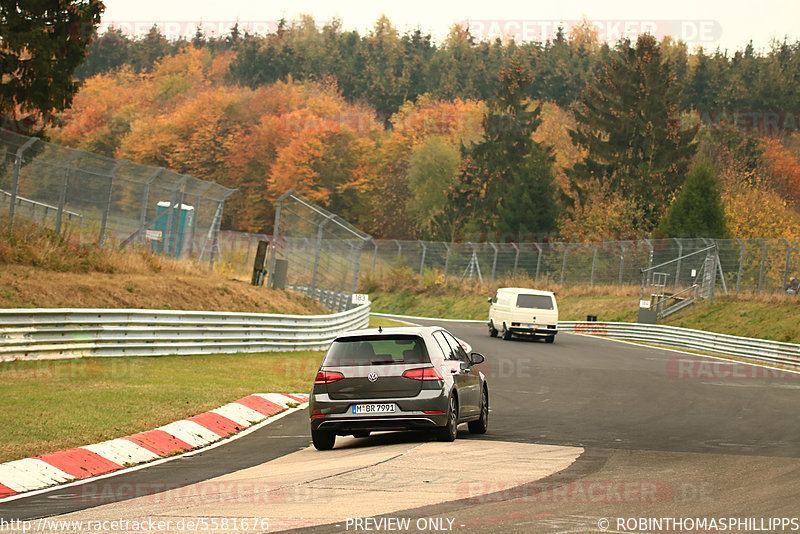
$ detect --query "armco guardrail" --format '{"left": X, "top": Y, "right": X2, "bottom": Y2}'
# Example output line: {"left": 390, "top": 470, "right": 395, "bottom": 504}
{"left": 0, "top": 305, "right": 370, "bottom": 362}
{"left": 370, "top": 312, "right": 800, "bottom": 370}
{"left": 561, "top": 321, "right": 800, "bottom": 369}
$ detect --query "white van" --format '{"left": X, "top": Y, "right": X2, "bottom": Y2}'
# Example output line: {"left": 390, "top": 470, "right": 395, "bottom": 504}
{"left": 488, "top": 288, "right": 559, "bottom": 343}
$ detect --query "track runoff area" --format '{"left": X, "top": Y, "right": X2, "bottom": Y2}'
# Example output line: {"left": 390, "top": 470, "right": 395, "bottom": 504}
{"left": 3, "top": 319, "right": 800, "bottom": 533}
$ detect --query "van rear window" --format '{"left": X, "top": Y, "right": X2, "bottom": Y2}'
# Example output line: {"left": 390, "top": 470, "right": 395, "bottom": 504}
{"left": 516, "top": 294, "right": 553, "bottom": 309}
{"left": 323, "top": 335, "right": 430, "bottom": 366}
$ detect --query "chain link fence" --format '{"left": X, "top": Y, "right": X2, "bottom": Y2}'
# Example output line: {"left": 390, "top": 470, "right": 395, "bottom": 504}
{"left": 267, "top": 191, "right": 372, "bottom": 304}
{"left": 265, "top": 190, "right": 799, "bottom": 301}
{"left": 365, "top": 238, "right": 800, "bottom": 295}
{"left": 0, "top": 128, "right": 236, "bottom": 268}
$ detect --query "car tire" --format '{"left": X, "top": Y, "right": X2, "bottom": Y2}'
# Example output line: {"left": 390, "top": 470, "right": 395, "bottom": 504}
{"left": 436, "top": 395, "right": 458, "bottom": 442}
{"left": 352, "top": 431, "right": 370, "bottom": 438}
{"left": 489, "top": 323, "right": 498, "bottom": 337}
{"left": 311, "top": 429, "right": 336, "bottom": 450}
{"left": 468, "top": 387, "right": 488, "bottom": 434}
{"left": 502, "top": 326, "right": 512, "bottom": 340}
{"left": 545, "top": 335, "right": 555, "bottom": 344}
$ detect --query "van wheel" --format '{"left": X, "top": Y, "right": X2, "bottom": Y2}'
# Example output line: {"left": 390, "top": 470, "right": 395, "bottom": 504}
{"left": 545, "top": 336, "right": 555, "bottom": 344}
{"left": 489, "top": 323, "right": 498, "bottom": 337}
{"left": 502, "top": 326, "right": 512, "bottom": 340}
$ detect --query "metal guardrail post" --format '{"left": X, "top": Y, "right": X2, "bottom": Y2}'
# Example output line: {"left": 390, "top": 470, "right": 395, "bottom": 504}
{"left": 8, "top": 137, "right": 39, "bottom": 230}
{"left": 590, "top": 245, "right": 598, "bottom": 286}
{"left": 418, "top": 240, "right": 427, "bottom": 275}
{"left": 735, "top": 239, "right": 745, "bottom": 296}
{"left": 489, "top": 242, "right": 498, "bottom": 281}
{"left": 209, "top": 201, "right": 224, "bottom": 271}
{"left": 99, "top": 160, "right": 129, "bottom": 248}
{"left": 645, "top": 239, "right": 654, "bottom": 286}
{"left": 780, "top": 238, "right": 791, "bottom": 292}
{"left": 267, "top": 189, "right": 295, "bottom": 289}
{"left": 511, "top": 243, "right": 520, "bottom": 277}
{"left": 534, "top": 242, "right": 542, "bottom": 282}
{"left": 757, "top": 238, "right": 767, "bottom": 295}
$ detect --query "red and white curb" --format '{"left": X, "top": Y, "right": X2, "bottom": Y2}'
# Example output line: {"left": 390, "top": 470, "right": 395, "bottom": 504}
{"left": 0, "top": 393, "right": 308, "bottom": 500}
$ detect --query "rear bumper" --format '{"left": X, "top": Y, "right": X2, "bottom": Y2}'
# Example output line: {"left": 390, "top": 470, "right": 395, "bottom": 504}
{"left": 311, "top": 414, "right": 446, "bottom": 433}
{"left": 508, "top": 327, "right": 558, "bottom": 337}
{"left": 309, "top": 389, "right": 449, "bottom": 434}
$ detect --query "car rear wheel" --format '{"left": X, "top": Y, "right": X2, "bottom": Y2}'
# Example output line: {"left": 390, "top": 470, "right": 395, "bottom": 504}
{"left": 468, "top": 387, "right": 488, "bottom": 434}
{"left": 545, "top": 335, "right": 555, "bottom": 344}
{"left": 312, "top": 429, "right": 336, "bottom": 450}
{"left": 489, "top": 323, "right": 498, "bottom": 337}
{"left": 436, "top": 395, "right": 458, "bottom": 442}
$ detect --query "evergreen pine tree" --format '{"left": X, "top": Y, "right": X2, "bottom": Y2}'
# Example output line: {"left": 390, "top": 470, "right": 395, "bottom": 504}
{"left": 656, "top": 162, "right": 728, "bottom": 238}
{"left": 569, "top": 34, "right": 697, "bottom": 231}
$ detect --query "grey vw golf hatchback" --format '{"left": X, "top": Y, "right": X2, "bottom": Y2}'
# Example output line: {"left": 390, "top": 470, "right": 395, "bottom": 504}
{"left": 309, "top": 326, "right": 489, "bottom": 450}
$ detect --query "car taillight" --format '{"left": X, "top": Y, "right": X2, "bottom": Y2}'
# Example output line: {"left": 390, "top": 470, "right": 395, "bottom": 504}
{"left": 315, "top": 370, "right": 344, "bottom": 385}
{"left": 512, "top": 322, "right": 520, "bottom": 326}
{"left": 402, "top": 367, "right": 442, "bottom": 381}
{"left": 311, "top": 409, "right": 326, "bottom": 418}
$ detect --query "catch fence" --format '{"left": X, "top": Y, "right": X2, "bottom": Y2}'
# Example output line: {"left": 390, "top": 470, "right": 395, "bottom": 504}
{"left": 0, "top": 128, "right": 236, "bottom": 268}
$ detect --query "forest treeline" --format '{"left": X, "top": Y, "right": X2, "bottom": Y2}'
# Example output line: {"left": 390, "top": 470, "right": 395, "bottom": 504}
{"left": 52, "top": 16, "right": 800, "bottom": 241}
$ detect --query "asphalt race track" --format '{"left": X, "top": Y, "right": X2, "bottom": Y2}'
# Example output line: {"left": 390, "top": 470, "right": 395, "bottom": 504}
{"left": 3, "top": 321, "right": 800, "bottom": 533}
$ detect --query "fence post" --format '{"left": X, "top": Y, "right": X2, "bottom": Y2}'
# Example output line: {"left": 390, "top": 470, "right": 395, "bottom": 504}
{"left": 267, "top": 189, "right": 295, "bottom": 289}
{"left": 779, "top": 238, "right": 791, "bottom": 292}
{"left": 163, "top": 184, "right": 180, "bottom": 256}
{"left": 559, "top": 243, "right": 568, "bottom": 285}
{"left": 757, "top": 238, "right": 767, "bottom": 295}
{"left": 99, "top": 160, "right": 129, "bottom": 248}
{"left": 418, "top": 240, "right": 427, "bottom": 275}
{"left": 511, "top": 243, "right": 520, "bottom": 277}
{"left": 673, "top": 238, "right": 683, "bottom": 289}
{"left": 490, "top": 242, "right": 498, "bottom": 281}
{"left": 54, "top": 149, "right": 85, "bottom": 235}
{"left": 8, "top": 137, "right": 39, "bottom": 230}
{"left": 187, "top": 183, "right": 212, "bottom": 258}
{"left": 209, "top": 201, "right": 224, "bottom": 271}
{"left": 352, "top": 239, "right": 368, "bottom": 294}
{"left": 138, "top": 168, "right": 162, "bottom": 247}
{"left": 311, "top": 214, "right": 335, "bottom": 292}
{"left": 372, "top": 240, "right": 378, "bottom": 274}
{"left": 395, "top": 240, "right": 402, "bottom": 260}
{"left": 735, "top": 238, "right": 745, "bottom": 296}
{"left": 534, "top": 242, "right": 542, "bottom": 282}
{"left": 619, "top": 243, "right": 627, "bottom": 286}
{"left": 443, "top": 242, "right": 450, "bottom": 276}
{"left": 590, "top": 245, "right": 598, "bottom": 286}
{"left": 645, "top": 239, "right": 654, "bottom": 286}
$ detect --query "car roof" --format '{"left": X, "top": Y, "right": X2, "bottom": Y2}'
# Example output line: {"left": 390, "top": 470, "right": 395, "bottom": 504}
{"left": 335, "top": 326, "right": 443, "bottom": 339}
{"left": 497, "top": 287, "right": 555, "bottom": 296}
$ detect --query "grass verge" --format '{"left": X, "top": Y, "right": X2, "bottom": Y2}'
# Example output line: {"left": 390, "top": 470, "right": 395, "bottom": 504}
{"left": 0, "top": 351, "right": 324, "bottom": 464}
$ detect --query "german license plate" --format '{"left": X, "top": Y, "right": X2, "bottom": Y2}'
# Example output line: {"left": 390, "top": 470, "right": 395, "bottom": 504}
{"left": 352, "top": 403, "right": 395, "bottom": 414}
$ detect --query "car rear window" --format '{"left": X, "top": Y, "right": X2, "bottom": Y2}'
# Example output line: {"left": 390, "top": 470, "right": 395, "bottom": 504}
{"left": 323, "top": 335, "right": 430, "bottom": 366}
{"left": 516, "top": 294, "right": 554, "bottom": 309}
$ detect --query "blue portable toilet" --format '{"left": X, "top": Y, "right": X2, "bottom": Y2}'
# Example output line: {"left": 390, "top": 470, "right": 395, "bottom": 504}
{"left": 152, "top": 201, "right": 194, "bottom": 257}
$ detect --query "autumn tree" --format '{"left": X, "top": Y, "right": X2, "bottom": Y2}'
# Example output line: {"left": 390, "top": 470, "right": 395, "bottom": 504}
{"left": 0, "top": 0, "right": 105, "bottom": 131}
{"left": 406, "top": 136, "right": 461, "bottom": 239}
{"left": 569, "top": 34, "right": 697, "bottom": 231}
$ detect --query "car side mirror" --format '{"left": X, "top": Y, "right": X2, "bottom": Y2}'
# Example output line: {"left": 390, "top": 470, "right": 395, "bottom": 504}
{"left": 488, "top": 297, "right": 493, "bottom": 303}
{"left": 470, "top": 353, "right": 485, "bottom": 365}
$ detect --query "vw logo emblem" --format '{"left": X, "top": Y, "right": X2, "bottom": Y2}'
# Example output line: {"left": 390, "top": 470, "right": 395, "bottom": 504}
{"left": 367, "top": 372, "right": 378, "bottom": 382}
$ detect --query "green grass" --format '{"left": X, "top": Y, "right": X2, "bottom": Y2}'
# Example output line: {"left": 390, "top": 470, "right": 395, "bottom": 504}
{"left": 0, "top": 351, "right": 324, "bottom": 463}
